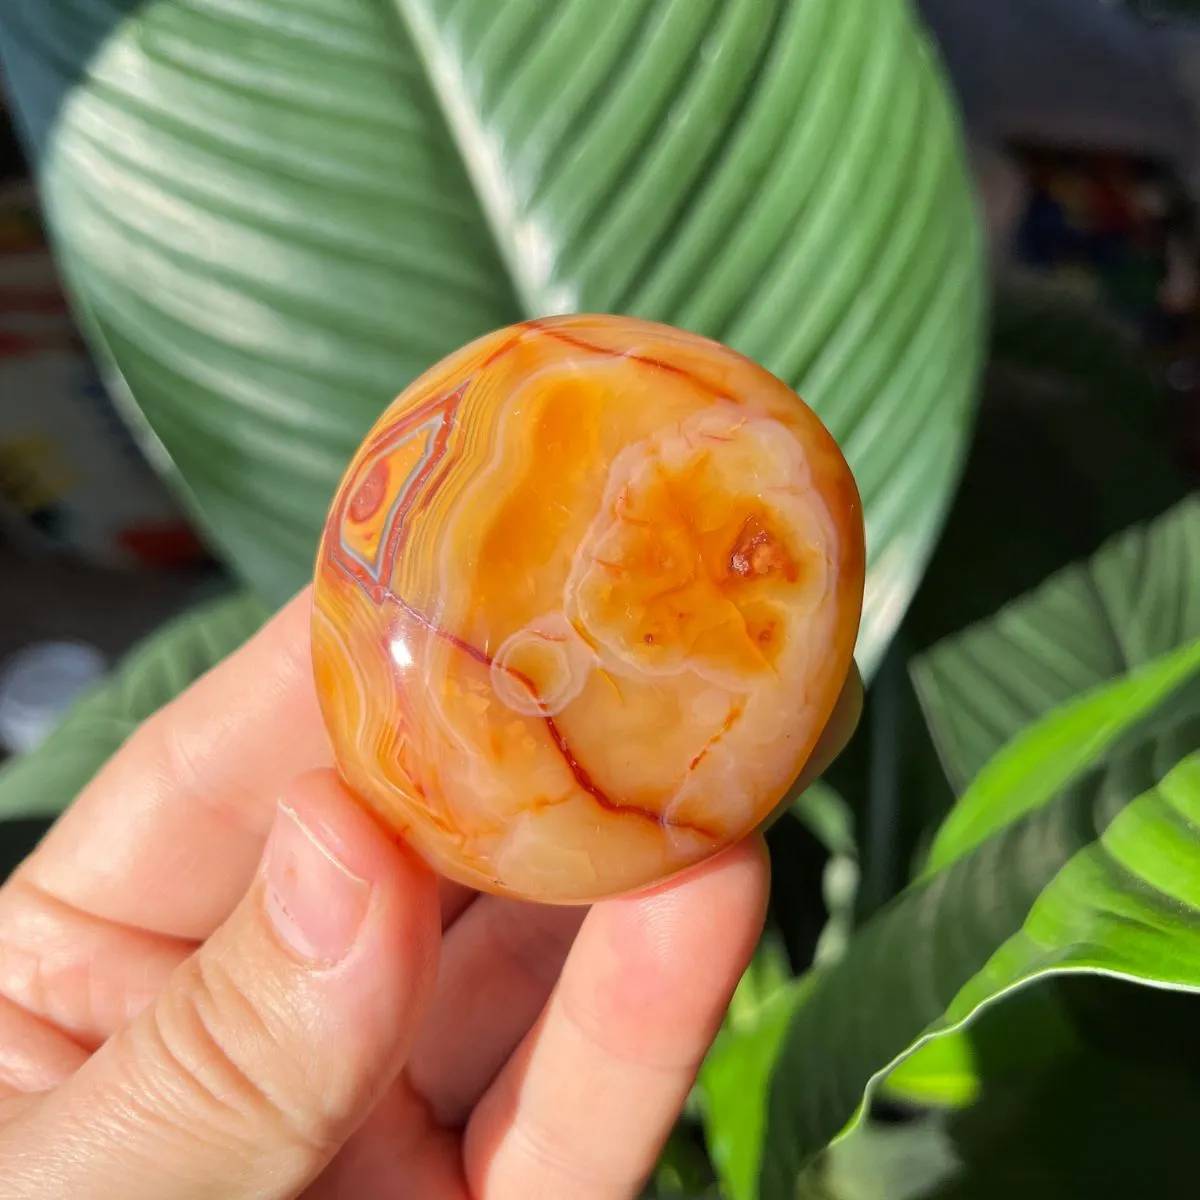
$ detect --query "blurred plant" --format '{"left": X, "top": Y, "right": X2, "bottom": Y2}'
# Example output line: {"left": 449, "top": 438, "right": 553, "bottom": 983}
{"left": 1, "top": 1, "right": 1198, "bottom": 1197}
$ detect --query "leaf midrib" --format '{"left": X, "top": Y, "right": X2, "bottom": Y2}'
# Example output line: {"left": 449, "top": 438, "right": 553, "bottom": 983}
{"left": 388, "top": 0, "right": 538, "bottom": 317}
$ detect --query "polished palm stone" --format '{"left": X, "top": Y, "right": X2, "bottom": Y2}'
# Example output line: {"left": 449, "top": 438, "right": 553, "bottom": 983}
{"left": 311, "top": 315, "right": 865, "bottom": 903}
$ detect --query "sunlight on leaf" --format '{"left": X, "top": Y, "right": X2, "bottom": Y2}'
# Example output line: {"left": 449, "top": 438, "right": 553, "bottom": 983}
{"left": 758, "top": 644, "right": 1200, "bottom": 1195}
{"left": 0, "top": 0, "right": 985, "bottom": 679}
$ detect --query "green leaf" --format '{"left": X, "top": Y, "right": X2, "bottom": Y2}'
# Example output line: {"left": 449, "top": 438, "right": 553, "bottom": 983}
{"left": 879, "top": 972, "right": 1080, "bottom": 1115}
{"left": 804, "top": 1050, "right": 1200, "bottom": 1200}
{"left": 803, "top": 975, "right": 1200, "bottom": 1198}
{"left": 912, "top": 495, "right": 1200, "bottom": 793}
{"left": 927, "top": 1051, "right": 1200, "bottom": 1200}
{"left": 801, "top": 1114, "right": 961, "bottom": 1200}
{"left": 757, "top": 643, "right": 1200, "bottom": 1193}
{"left": 791, "top": 782, "right": 860, "bottom": 966}
{"left": 0, "top": 590, "right": 269, "bottom": 822}
{"left": 924, "top": 639, "right": 1200, "bottom": 875}
{"left": 0, "top": 0, "right": 985, "bottom": 679}
{"left": 697, "top": 940, "right": 814, "bottom": 1200}
{"left": 879, "top": 1032, "right": 979, "bottom": 1112}
{"left": 640, "top": 1125, "right": 719, "bottom": 1199}
{"left": 698, "top": 784, "right": 859, "bottom": 1200}
{"left": 792, "top": 780, "right": 858, "bottom": 863}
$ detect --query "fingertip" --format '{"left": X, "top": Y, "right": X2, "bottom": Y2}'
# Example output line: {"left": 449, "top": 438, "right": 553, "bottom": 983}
{"left": 637, "top": 836, "right": 771, "bottom": 956}
{"left": 275, "top": 769, "right": 435, "bottom": 898}
{"left": 267, "top": 768, "right": 442, "bottom": 979}
{"left": 571, "top": 840, "right": 769, "bottom": 1067}
{"left": 613, "top": 836, "right": 772, "bottom": 977}
{"left": 623, "top": 833, "right": 770, "bottom": 921}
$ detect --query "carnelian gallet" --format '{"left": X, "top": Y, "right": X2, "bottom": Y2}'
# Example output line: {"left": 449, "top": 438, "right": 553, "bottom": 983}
{"left": 311, "top": 315, "right": 865, "bottom": 903}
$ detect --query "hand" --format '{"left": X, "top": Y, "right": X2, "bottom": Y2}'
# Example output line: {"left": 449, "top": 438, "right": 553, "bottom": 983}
{"left": 0, "top": 590, "right": 860, "bottom": 1199}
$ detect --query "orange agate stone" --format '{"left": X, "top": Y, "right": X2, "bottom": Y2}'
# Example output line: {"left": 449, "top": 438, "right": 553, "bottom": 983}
{"left": 311, "top": 316, "right": 865, "bottom": 903}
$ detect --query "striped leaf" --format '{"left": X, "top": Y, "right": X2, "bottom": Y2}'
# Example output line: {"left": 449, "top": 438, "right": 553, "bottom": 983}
{"left": 697, "top": 783, "right": 859, "bottom": 1200}
{"left": 0, "top": 0, "right": 985, "bottom": 679}
{"left": 912, "top": 496, "right": 1200, "bottom": 792}
{"left": 806, "top": 1046, "right": 1200, "bottom": 1200}
{"left": 759, "top": 639, "right": 1200, "bottom": 1193}
{"left": 698, "top": 934, "right": 814, "bottom": 1200}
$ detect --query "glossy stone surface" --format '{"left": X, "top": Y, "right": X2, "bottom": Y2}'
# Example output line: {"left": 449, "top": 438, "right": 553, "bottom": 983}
{"left": 312, "top": 316, "right": 865, "bottom": 903}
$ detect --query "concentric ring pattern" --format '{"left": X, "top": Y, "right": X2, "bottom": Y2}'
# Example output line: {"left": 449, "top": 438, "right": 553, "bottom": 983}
{"left": 0, "top": 0, "right": 985, "bottom": 675}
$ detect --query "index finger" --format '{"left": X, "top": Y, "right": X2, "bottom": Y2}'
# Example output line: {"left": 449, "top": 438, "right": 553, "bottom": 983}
{"left": 18, "top": 589, "right": 336, "bottom": 940}
{"left": 464, "top": 838, "right": 769, "bottom": 1199}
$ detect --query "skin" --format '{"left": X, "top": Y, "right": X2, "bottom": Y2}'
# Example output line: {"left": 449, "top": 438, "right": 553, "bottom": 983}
{"left": 0, "top": 588, "right": 859, "bottom": 1199}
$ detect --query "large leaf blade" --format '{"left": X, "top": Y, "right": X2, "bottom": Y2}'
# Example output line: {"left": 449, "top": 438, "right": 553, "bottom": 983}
{"left": 1, "top": 0, "right": 522, "bottom": 598}
{"left": 912, "top": 496, "right": 1200, "bottom": 791}
{"left": 807, "top": 1046, "right": 1200, "bottom": 1200}
{"left": 1, "top": 0, "right": 985, "bottom": 677}
{"left": 757, "top": 647, "right": 1200, "bottom": 1195}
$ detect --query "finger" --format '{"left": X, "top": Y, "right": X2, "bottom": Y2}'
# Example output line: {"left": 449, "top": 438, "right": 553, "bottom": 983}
{"left": 0, "top": 859, "right": 467, "bottom": 1059}
{"left": 307, "top": 1076, "right": 466, "bottom": 1200}
{"left": 0, "top": 994, "right": 87, "bottom": 1098}
{"left": 18, "top": 587, "right": 477, "bottom": 945}
{"left": 0, "top": 770, "right": 441, "bottom": 1200}
{"left": 0, "top": 878, "right": 194, "bottom": 1053}
{"left": 464, "top": 839, "right": 768, "bottom": 1199}
{"left": 407, "top": 895, "right": 587, "bottom": 1126}
{"left": 20, "top": 591, "right": 331, "bottom": 940}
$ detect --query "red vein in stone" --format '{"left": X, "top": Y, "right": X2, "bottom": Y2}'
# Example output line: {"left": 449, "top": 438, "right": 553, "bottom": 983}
{"left": 688, "top": 702, "right": 745, "bottom": 772}
{"left": 478, "top": 327, "right": 530, "bottom": 371}
{"left": 534, "top": 325, "right": 737, "bottom": 404}
{"left": 331, "top": 573, "right": 719, "bottom": 840}
{"left": 329, "top": 321, "right": 739, "bottom": 840}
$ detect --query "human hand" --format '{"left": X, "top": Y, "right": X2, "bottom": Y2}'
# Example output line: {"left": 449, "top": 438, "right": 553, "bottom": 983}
{"left": 0, "top": 590, "right": 860, "bottom": 1199}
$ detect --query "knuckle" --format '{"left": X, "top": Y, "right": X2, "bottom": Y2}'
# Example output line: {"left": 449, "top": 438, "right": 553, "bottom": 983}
{"left": 501, "top": 1108, "right": 632, "bottom": 1195}
{"left": 140, "top": 709, "right": 257, "bottom": 837}
{"left": 0, "top": 882, "right": 100, "bottom": 1047}
{"left": 0, "top": 914, "right": 50, "bottom": 1023}
{"left": 128, "top": 952, "right": 337, "bottom": 1164}
{"left": 489, "top": 904, "right": 582, "bottom": 992}
{"left": 140, "top": 708, "right": 209, "bottom": 808}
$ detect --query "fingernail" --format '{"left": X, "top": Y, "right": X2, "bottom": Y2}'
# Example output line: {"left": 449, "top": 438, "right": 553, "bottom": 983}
{"left": 263, "top": 802, "right": 371, "bottom": 965}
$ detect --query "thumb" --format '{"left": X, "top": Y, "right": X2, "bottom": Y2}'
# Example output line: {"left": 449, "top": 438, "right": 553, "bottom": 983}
{"left": 7, "top": 770, "right": 441, "bottom": 1200}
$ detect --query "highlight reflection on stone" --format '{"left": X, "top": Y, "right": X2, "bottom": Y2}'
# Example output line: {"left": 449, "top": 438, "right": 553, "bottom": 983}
{"left": 312, "top": 315, "right": 865, "bottom": 903}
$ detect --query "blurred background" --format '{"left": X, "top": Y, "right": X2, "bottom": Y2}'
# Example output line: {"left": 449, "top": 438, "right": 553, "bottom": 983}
{"left": 1, "top": 0, "right": 1199, "bottom": 1196}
